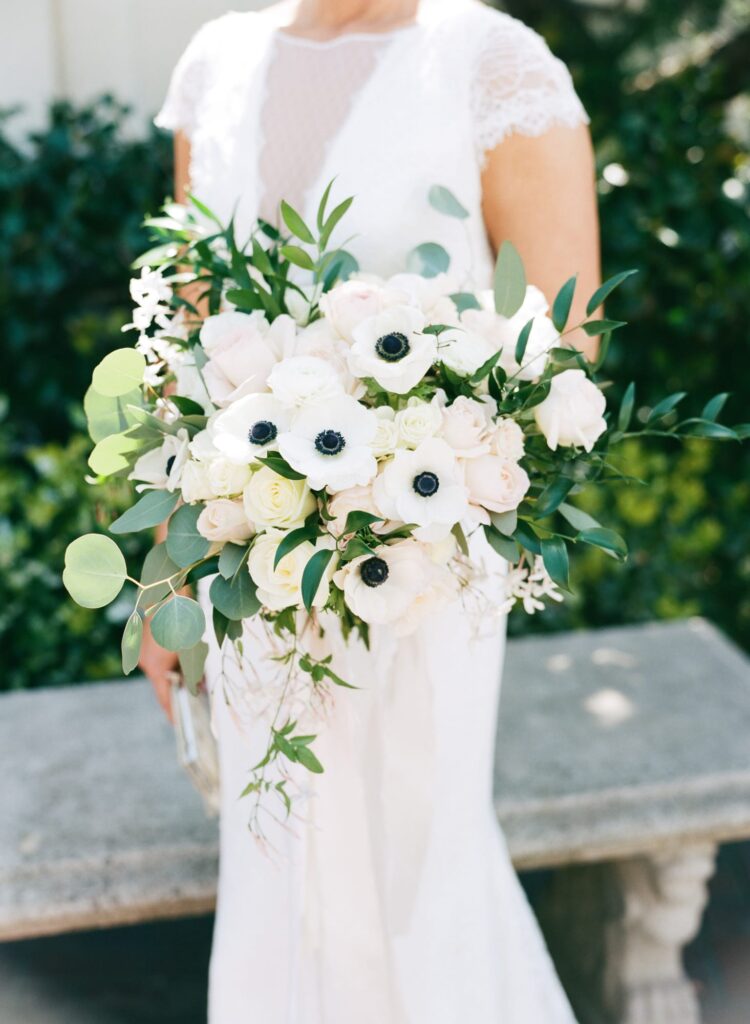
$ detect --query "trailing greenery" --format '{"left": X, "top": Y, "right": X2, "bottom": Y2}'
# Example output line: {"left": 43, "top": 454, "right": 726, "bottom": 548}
{"left": 1, "top": 0, "right": 749, "bottom": 689}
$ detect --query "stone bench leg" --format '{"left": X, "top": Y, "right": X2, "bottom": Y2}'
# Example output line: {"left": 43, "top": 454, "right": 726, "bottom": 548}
{"left": 534, "top": 843, "right": 717, "bottom": 1024}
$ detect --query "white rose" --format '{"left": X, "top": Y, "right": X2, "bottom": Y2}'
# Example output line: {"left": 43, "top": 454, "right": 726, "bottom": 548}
{"left": 349, "top": 305, "right": 437, "bottom": 394}
{"left": 439, "top": 397, "right": 493, "bottom": 458}
{"left": 371, "top": 406, "right": 398, "bottom": 458}
{"left": 534, "top": 369, "right": 607, "bottom": 452}
{"left": 197, "top": 499, "right": 254, "bottom": 544}
{"left": 319, "top": 279, "right": 405, "bottom": 341}
{"left": 294, "top": 320, "right": 365, "bottom": 398}
{"left": 201, "top": 311, "right": 296, "bottom": 405}
{"left": 243, "top": 467, "right": 316, "bottom": 531}
{"left": 491, "top": 418, "right": 526, "bottom": 461}
{"left": 180, "top": 460, "right": 214, "bottom": 503}
{"left": 437, "top": 325, "right": 496, "bottom": 377}
{"left": 462, "top": 285, "right": 557, "bottom": 382}
{"left": 326, "top": 484, "right": 381, "bottom": 537}
{"left": 386, "top": 272, "right": 459, "bottom": 324}
{"left": 248, "top": 531, "right": 334, "bottom": 611}
{"left": 207, "top": 457, "right": 253, "bottom": 497}
{"left": 395, "top": 396, "right": 443, "bottom": 449}
{"left": 268, "top": 355, "right": 345, "bottom": 409}
{"left": 464, "top": 455, "right": 530, "bottom": 514}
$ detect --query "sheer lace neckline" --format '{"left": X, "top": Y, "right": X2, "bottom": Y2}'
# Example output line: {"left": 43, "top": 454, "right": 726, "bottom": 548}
{"left": 275, "top": 22, "right": 420, "bottom": 48}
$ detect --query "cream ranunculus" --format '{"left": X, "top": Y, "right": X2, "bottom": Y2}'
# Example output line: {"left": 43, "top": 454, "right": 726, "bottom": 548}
{"left": 293, "top": 320, "right": 365, "bottom": 398}
{"left": 437, "top": 324, "right": 496, "bottom": 377}
{"left": 197, "top": 499, "right": 254, "bottom": 544}
{"left": 267, "top": 355, "right": 345, "bottom": 409}
{"left": 326, "top": 484, "right": 382, "bottom": 537}
{"left": 439, "top": 396, "right": 493, "bottom": 458}
{"left": 206, "top": 457, "right": 253, "bottom": 497}
{"left": 319, "top": 278, "right": 405, "bottom": 342}
{"left": 534, "top": 369, "right": 607, "bottom": 452}
{"left": 248, "top": 531, "right": 335, "bottom": 611}
{"left": 349, "top": 305, "right": 437, "bottom": 394}
{"left": 243, "top": 466, "right": 316, "bottom": 531}
{"left": 490, "top": 417, "right": 526, "bottom": 461}
{"left": 395, "top": 396, "right": 443, "bottom": 449}
{"left": 371, "top": 406, "right": 399, "bottom": 458}
{"left": 212, "top": 393, "right": 291, "bottom": 465}
{"left": 180, "top": 460, "right": 215, "bottom": 503}
{"left": 464, "top": 455, "right": 530, "bottom": 515}
{"left": 200, "top": 311, "right": 296, "bottom": 405}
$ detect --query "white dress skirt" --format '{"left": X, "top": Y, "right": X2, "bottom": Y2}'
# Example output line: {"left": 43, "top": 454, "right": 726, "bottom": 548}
{"left": 157, "top": 1, "right": 589, "bottom": 1020}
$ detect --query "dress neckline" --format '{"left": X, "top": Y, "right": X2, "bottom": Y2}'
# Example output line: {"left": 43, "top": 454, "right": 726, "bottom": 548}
{"left": 274, "top": 23, "right": 420, "bottom": 48}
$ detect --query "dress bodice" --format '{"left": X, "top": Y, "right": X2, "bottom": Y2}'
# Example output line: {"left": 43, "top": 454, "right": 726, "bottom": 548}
{"left": 156, "top": 0, "right": 587, "bottom": 289}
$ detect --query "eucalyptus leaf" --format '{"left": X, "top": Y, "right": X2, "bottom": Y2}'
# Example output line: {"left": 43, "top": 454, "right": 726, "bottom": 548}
{"left": 140, "top": 542, "right": 180, "bottom": 606}
{"left": 121, "top": 611, "right": 143, "bottom": 675}
{"left": 91, "top": 348, "right": 146, "bottom": 398}
{"left": 63, "top": 534, "right": 128, "bottom": 609}
{"left": 490, "top": 509, "right": 517, "bottom": 536}
{"left": 110, "top": 489, "right": 179, "bottom": 534}
{"left": 151, "top": 596, "right": 206, "bottom": 652}
{"left": 406, "top": 242, "right": 450, "bottom": 278}
{"left": 483, "top": 526, "right": 520, "bottom": 562}
{"left": 218, "top": 543, "right": 249, "bottom": 580}
{"left": 179, "top": 641, "right": 209, "bottom": 694}
{"left": 493, "top": 241, "right": 526, "bottom": 318}
{"left": 88, "top": 431, "right": 140, "bottom": 476}
{"left": 166, "top": 504, "right": 211, "bottom": 568}
{"left": 210, "top": 571, "right": 260, "bottom": 620}
{"left": 428, "top": 185, "right": 469, "bottom": 219}
{"left": 450, "top": 291, "right": 481, "bottom": 313}
{"left": 84, "top": 386, "right": 142, "bottom": 442}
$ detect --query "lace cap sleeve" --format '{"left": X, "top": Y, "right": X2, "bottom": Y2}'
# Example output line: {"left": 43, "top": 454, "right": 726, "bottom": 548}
{"left": 471, "top": 11, "right": 589, "bottom": 162}
{"left": 154, "top": 18, "right": 223, "bottom": 139}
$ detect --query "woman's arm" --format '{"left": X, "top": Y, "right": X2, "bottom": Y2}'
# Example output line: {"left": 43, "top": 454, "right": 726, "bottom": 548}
{"left": 481, "top": 123, "right": 600, "bottom": 360}
{"left": 138, "top": 133, "right": 193, "bottom": 721}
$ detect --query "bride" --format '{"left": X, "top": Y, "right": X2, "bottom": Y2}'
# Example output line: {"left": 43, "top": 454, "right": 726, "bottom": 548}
{"left": 144, "top": 0, "right": 600, "bottom": 1020}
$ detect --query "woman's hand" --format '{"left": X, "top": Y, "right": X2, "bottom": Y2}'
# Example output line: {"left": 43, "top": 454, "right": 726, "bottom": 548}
{"left": 139, "top": 615, "right": 178, "bottom": 724}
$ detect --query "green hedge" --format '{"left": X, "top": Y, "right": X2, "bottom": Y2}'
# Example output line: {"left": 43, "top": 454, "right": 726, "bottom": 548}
{"left": 1, "top": 1, "right": 748, "bottom": 689}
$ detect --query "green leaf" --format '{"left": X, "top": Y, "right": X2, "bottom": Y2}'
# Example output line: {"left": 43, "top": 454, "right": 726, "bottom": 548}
{"left": 213, "top": 608, "right": 230, "bottom": 649}
{"left": 209, "top": 570, "right": 260, "bottom": 620}
{"left": 469, "top": 349, "right": 502, "bottom": 384}
{"left": 647, "top": 392, "right": 687, "bottom": 423}
{"left": 322, "top": 250, "right": 359, "bottom": 288}
{"left": 84, "top": 386, "right": 142, "bottom": 442}
{"left": 169, "top": 395, "right": 206, "bottom": 416}
{"left": 493, "top": 241, "right": 526, "bottom": 318}
{"left": 428, "top": 184, "right": 469, "bottom": 219}
{"left": 256, "top": 452, "right": 306, "bottom": 480}
{"left": 281, "top": 244, "right": 315, "bottom": 271}
{"left": 316, "top": 179, "right": 335, "bottom": 231}
{"left": 551, "top": 275, "right": 577, "bottom": 333}
{"left": 406, "top": 242, "right": 450, "bottom": 278}
{"left": 301, "top": 548, "right": 335, "bottom": 612}
{"left": 342, "top": 510, "right": 383, "bottom": 535}
{"left": 582, "top": 319, "right": 627, "bottom": 336}
{"left": 63, "top": 534, "right": 128, "bottom": 609}
{"left": 110, "top": 489, "right": 180, "bottom": 534}
{"left": 179, "top": 641, "right": 209, "bottom": 695}
{"left": 483, "top": 526, "right": 520, "bottom": 562}
{"left": 225, "top": 288, "right": 265, "bottom": 312}
{"left": 187, "top": 193, "right": 223, "bottom": 226}
{"left": 280, "top": 200, "right": 315, "bottom": 244}
{"left": 682, "top": 420, "right": 738, "bottom": 440}
{"left": 534, "top": 477, "right": 576, "bottom": 519}
{"left": 91, "top": 348, "right": 146, "bottom": 397}
{"left": 274, "top": 527, "right": 316, "bottom": 569}
{"left": 541, "top": 537, "right": 570, "bottom": 590}
{"left": 451, "top": 522, "right": 470, "bottom": 556}
{"left": 513, "top": 521, "right": 542, "bottom": 556}
{"left": 185, "top": 556, "right": 220, "bottom": 585}
{"left": 450, "top": 292, "right": 481, "bottom": 314}
{"left": 166, "top": 504, "right": 211, "bottom": 568}
{"left": 586, "top": 269, "right": 638, "bottom": 317}
{"left": 490, "top": 509, "right": 517, "bottom": 536}
{"left": 151, "top": 596, "right": 206, "bottom": 652}
{"left": 558, "top": 502, "right": 601, "bottom": 532}
{"left": 514, "top": 319, "right": 535, "bottom": 366}
{"left": 341, "top": 537, "right": 378, "bottom": 562}
{"left": 320, "top": 196, "right": 354, "bottom": 249}
{"left": 139, "top": 542, "right": 180, "bottom": 606}
{"left": 121, "top": 611, "right": 143, "bottom": 675}
{"left": 218, "top": 542, "right": 249, "bottom": 580}
{"left": 88, "top": 431, "right": 140, "bottom": 476}
{"left": 618, "top": 382, "right": 636, "bottom": 432}
{"left": 295, "top": 745, "right": 325, "bottom": 774}
{"left": 577, "top": 527, "right": 628, "bottom": 560}
{"left": 701, "top": 392, "right": 730, "bottom": 422}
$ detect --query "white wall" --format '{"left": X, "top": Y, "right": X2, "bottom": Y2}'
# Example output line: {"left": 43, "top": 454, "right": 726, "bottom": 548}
{"left": 1, "top": 0, "right": 265, "bottom": 139}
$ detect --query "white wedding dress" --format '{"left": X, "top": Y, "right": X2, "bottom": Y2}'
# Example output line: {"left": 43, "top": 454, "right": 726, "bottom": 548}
{"left": 156, "top": 2, "right": 588, "bottom": 1021}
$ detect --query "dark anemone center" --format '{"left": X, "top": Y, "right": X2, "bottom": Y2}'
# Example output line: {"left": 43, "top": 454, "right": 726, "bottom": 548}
{"left": 314, "top": 429, "right": 346, "bottom": 456}
{"left": 375, "top": 332, "right": 410, "bottom": 362}
{"left": 248, "top": 420, "right": 277, "bottom": 446}
{"left": 413, "top": 471, "right": 440, "bottom": 497}
{"left": 360, "top": 556, "right": 390, "bottom": 588}
{"left": 165, "top": 455, "right": 176, "bottom": 476}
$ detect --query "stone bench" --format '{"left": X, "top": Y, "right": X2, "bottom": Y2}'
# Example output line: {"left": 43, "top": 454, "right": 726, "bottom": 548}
{"left": 2, "top": 618, "right": 749, "bottom": 1024}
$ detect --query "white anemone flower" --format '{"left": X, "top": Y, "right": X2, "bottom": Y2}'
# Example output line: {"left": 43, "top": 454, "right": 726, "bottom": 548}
{"left": 278, "top": 395, "right": 378, "bottom": 493}
{"left": 348, "top": 305, "right": 437, "bottom": 394}
{"left": 333, "top": 540, "right": 441, "bottom": 626}
{"left": 130, "top": 429, "right": 190, "bottom": 492}
{"left": 212, "top": 394, "right": 291, "bottom": 465}
{"left": 373, "top": 437, "right": 469, "bottom": 542}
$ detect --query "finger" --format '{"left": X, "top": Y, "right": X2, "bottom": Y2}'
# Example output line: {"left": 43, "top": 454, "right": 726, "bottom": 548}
{"left": 153, "top": 676, "right": 175, "bottom": 725}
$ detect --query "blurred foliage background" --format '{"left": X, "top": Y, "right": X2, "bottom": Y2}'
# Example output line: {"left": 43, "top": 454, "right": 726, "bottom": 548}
{"left": 0, "top": 0, "right": 748, "bottom": 690}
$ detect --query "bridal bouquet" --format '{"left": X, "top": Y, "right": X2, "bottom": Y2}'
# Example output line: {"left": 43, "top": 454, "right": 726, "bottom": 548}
{"left": 63, "top": 184, "right": 744, "bottom": 814}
